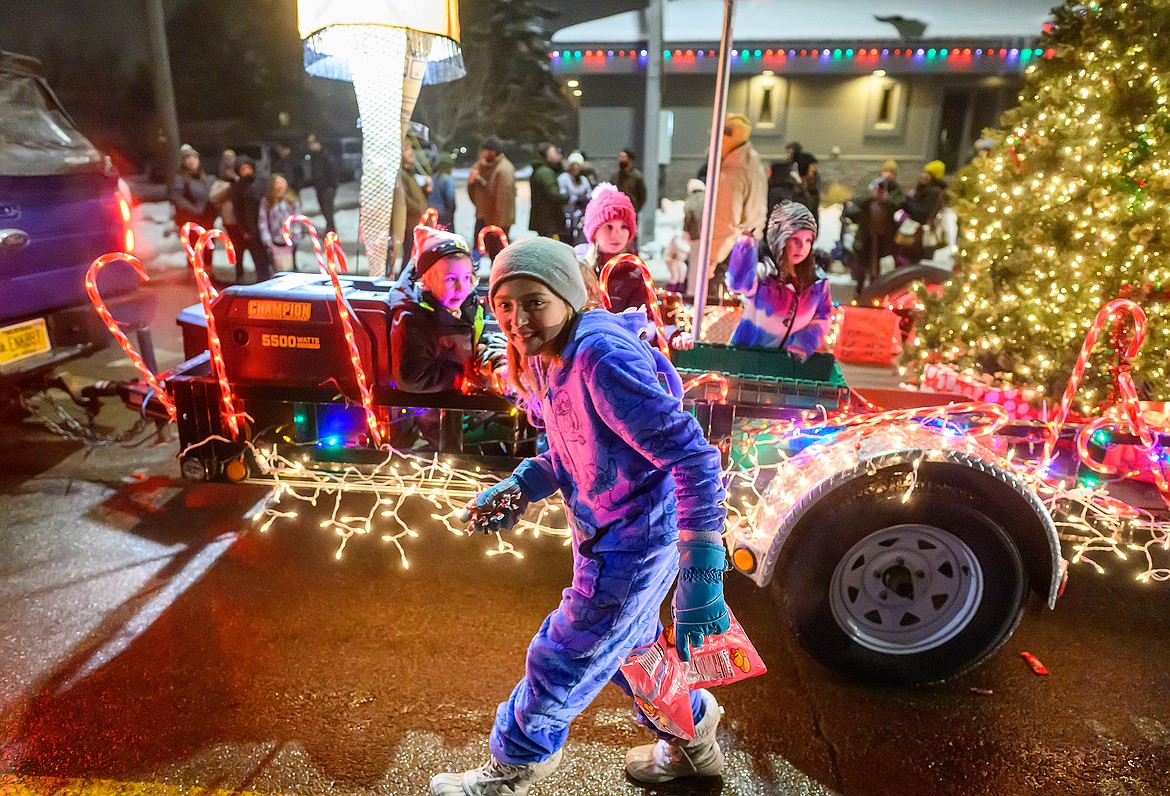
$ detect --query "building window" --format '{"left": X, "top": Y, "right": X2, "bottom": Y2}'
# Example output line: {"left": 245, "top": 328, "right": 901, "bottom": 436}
{"left": 747, "top": 74, "right": 786, "bottom": 133}
{"left": 866, "top": 76, "right": 908, "bottom": 138}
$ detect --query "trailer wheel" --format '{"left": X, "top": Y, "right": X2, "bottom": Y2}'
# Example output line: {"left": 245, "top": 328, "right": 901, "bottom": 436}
{"left": 783, "top": 478, "right": 1027, "bottom": 685}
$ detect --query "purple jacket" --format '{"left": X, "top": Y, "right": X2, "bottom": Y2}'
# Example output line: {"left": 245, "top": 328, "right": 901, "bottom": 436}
{"left": 512, "top": 310, "right": 726, "bottom": 549}
{"left": 726, "top": 236, "right": 832, "bottom": 356}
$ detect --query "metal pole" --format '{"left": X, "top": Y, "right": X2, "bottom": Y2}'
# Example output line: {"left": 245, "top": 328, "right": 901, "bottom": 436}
{"left": 144, "top": 0, "right": 182, "bottom": 181}
{"left": 691, "top": 0, "right": 736, "bottom": 339}
{"left": 640, "top": 0, "right": 664, "bottom": 242}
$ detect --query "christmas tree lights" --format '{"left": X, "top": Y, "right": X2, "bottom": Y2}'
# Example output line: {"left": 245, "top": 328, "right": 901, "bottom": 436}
{"left": 911, "top": 0, "right": 1170, "bottom": 411}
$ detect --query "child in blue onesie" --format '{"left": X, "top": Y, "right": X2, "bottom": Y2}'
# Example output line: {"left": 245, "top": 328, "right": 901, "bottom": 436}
{"left": 430, "top": 237, "right": 731, "bottom": 795}
{"left": 726, "top": 200, "right": 832, "bottom": 361}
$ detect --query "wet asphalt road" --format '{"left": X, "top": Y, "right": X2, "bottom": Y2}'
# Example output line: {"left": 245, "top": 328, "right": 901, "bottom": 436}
{"left": 2, "top": 276, "right": 1170, "bottom": 795}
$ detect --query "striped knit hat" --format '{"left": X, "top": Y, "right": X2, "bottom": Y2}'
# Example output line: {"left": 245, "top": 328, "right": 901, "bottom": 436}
{"left": 764, "top": 200, "right": 818, "bottom": 264}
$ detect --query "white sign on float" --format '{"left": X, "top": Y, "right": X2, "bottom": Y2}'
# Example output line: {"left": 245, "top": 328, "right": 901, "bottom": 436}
{"left": 297, "top": 0, "right": 464, "bottom": 275}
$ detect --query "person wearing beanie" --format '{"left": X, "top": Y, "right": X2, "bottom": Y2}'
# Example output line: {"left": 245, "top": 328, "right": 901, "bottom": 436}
{"left": 557, "top": 150, "right": 592, "bottom": 245}
{"left": 431, "top": 237, "right": 731, "bottom": 795}
{"left": 726, "top": 200, "right": 832, "bottom": 360}
{"left": 576, "top": 182, "right": 643, "bottom": 311}
{"left": 709, "top": 112, "right": 767, "bottom": 303}
{"left": 387, "top": 226, "right": 497, "bottom": 395}
{"left": 879, "top": 159, "right": 906, "bottom": 210}
{"left": 898, "top": 159, "right": 949, "bottom": 264}
{"left": 169, "top": 144, "right": 215, "bottom": 257}
{"left": 468, "top": 135, "right": 517, "bottom": 255}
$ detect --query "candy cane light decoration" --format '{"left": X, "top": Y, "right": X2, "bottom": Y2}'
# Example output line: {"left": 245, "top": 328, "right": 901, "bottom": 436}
{"left": 1041, "top": 298, "right": 1147, "bottom": 469}
{"left": 86, "top": 253, "right": 176, "bottom": 422}
{"left": 599, "top": 253, "right": 670, "bottom": 357}
{"left": 180, "top": 222, "right": 218, "bottom": 300}
{"left": 476, "top": 225, "right": 509, "bottom": 260}
{"left": 298, "top": 1, "right": 464, "bottom": 276}
{"left": 192, "top": 229, "right": 243, "bottom": 438}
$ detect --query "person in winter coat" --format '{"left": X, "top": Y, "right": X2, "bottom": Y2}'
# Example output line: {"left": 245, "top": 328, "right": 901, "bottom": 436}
{"left": 897, "top": 160, "right": 948, "bottom": 264}
{"left": 844, "top": 177, "right": 899, "bottom": 298}
{"left": 795, "top": 153, "right": 821, "bottom": 228}
{"left": 709, "top": 114, "right": 768, "bottom": 303}
{"left": 878, "top": 159, "right": 906, "bottom": 210}
{"left": 269, "top": 143, "right": 302, "bottom": 192}
{"left": 726, "top": 200, "right": 831, "bottom": 361}
{"left": 468, "top": 135, "right": 517, "bottom": 246}
{"left": 393, "top": 144, "right": 430, "bottom": 272}
{"left": 258, "top": 173, "right": 302, "bottom": 272}
{"left": 612, "top": 148, "right": 648, "bottom": 217}
{"left": 766, "top": 160, "right": 810, "bottom": 222}
{"left": 427, "top": 157, "right": 457, "bottom": 230}
{"left": 430, "top": 237, "right": 731, "bottom": 795}
{"left": 210, "top": 150, "right": 244, "bottom": 282}
{"left": 306, "top": 133, "right": 339, "bottom": 234}
{"left": 575, "top": 183, "right": 643, "bottom": 313}
{"left": 170, "top": 144, "right": 215, "bottom": 234}
{"left": 558, "top": 150, "right": 592, "bottom": 245}
{"left": 388, "top": 227, "right": 489, "bottom": 394}
{"left": 528, "top": 143, "right": 569, "bottom": 239}
{"left": 229, "top": 156, "right": 271, "bottom": 283}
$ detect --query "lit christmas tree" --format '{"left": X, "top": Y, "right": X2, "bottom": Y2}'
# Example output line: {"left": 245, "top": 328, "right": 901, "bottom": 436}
{"left": 911, "top": 0, "right": 1170, "bottom": 411}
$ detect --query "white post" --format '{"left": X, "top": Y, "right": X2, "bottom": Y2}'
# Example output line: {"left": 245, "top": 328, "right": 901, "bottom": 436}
{"left": 640, "top": 0, "right": 664, "bottom": 241}
{"left": 691, "top": 0, "right": 736, "bottom": 338}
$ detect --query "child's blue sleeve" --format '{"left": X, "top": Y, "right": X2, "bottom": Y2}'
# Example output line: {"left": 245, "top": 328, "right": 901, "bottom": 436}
{"left": 725, "top": 236, "right": 760, "bottom": 297}
{"left": 513, "top": 453, "right": 560, "bottom": 501}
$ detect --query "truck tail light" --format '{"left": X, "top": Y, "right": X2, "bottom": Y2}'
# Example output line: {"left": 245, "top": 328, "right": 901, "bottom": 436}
{"left": 115, "top": 191, "right": 134, "bottom": 253}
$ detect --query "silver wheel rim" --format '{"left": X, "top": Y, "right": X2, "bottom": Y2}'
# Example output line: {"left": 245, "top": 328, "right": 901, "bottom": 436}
{"left": 829, "top": 524, "right": 983, "bottom": 655}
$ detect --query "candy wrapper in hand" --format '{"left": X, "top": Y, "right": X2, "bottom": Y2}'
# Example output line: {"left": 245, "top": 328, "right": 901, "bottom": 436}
{"left": 620, "top": 608, "right": 765, "bottom": 739}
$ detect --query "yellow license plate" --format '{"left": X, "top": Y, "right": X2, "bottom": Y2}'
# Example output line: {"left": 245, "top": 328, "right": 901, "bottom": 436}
{"left": 0, "top": 318, "right": 51, "bottom": 366}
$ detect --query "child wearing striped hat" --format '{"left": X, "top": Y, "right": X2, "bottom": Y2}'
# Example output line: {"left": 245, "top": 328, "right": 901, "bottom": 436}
{"left": 725, "top": 200, "right": 831, "bottom": 361}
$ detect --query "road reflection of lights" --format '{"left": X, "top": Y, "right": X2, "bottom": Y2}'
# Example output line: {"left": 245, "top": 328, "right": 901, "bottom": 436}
{"left": 56, "top": 532, "right": 239, "bottom": 694}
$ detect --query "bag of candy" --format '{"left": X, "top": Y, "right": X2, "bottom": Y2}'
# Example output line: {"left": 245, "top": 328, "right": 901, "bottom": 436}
{"left": 620, "top": 608, "right": 766, "bottom": 739}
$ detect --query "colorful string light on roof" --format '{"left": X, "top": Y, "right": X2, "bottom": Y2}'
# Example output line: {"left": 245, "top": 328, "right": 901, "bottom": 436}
{"left": 550, "top": 43, "right": 1052, "bottom": 71}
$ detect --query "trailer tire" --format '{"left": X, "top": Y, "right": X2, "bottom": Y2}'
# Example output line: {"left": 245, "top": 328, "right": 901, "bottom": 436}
{"left": 783, "top": 477, "right": 1027, "bottom": 685}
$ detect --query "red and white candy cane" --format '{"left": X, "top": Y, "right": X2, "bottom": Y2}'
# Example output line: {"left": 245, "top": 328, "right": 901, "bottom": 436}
{"left": 282, "top": 214, "right": 326, "bottom": 273}
{"left": 476, "top": 225, "right": 509, "bottom": 256}
{"left": 1041, "top": 298, "right": 1147, "bottom": 468}
{"left": 599, "top": 253, "right": 670, "bottom": 357}
{"left": 192, "top": 229, "right": 242, "bottom": 438}
{"left": 86, "top": 253, "right": 176, "bottom": 422}
{"left": 682, "top": 371, "right": 730, "bottom": 403}
{"left": 1076, "top": 371, "right": 1169, "bottom": 498}
{"left": 180, "top": 222, "right": 218, "bottom": 300}
{"left": 323, "top": 231, "right": 383, "bottom": 447}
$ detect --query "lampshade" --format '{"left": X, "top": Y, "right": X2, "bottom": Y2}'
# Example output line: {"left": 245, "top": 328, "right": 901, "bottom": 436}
{"left": 299, "top": 0, "right": 465, "bottom": 84}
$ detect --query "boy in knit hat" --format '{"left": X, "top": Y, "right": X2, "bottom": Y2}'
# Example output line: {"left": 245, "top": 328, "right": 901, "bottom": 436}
{"left": 431, "top": 237, "right": 731, "bottom": 795}
{"left": 725, "top": 200, "right": 831, "bottom": 360}
{"left": 387, "top": 226, "right": 502, "bottom": 393}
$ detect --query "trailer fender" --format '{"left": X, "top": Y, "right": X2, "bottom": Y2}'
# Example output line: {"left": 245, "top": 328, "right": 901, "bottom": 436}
{"left": 728, "top": 425, "right": 1064, "bottom": 608}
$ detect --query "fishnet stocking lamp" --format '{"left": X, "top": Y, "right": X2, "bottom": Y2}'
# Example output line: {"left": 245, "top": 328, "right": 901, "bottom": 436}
{"left": 299, "top": 1, "right": 464, "bottom": 275}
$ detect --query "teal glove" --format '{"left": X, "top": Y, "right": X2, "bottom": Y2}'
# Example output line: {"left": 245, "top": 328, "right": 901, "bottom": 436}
{"left": 672, "top": 539, "right": 731, "bottom": 661}
{"left": 462, "top": 476, "right": 530, "bottom": 534}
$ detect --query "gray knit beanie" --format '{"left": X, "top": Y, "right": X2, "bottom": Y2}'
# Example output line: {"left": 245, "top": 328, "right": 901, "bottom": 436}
{"left": 489, "top": 237, "right": 588, "bottom": 312}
